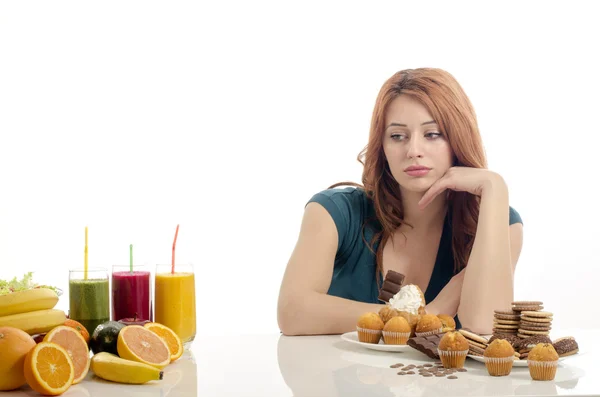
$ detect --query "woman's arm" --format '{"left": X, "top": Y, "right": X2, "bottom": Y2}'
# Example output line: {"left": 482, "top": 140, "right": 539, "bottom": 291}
{"left": 457, "top": 175, "right": 523, "bottom": 333}
{"left": 424, "top": 268, "right": 466, "bottom": 317}
{"left": 277, "top": 202, "right": 384, "bottom": 336}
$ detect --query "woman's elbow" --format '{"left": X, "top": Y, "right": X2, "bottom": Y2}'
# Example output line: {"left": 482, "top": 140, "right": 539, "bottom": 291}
{"left": 277, "top": 294, "right": 304, "bottom": 336}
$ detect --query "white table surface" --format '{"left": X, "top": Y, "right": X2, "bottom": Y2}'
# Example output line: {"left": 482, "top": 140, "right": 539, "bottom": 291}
{"left": 3, "top": 329, "right": 598, "bottom": 397}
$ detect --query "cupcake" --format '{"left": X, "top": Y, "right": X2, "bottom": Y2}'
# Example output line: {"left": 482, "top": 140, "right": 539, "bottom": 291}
{"left": 378, "top": 305, "right": 400, "bottom": 324}
{"left": 437, "top": 314, "right": 456, "bottom": 332}
{"left": 382, "top": 316, "right": 411, "bottom": 345}
{"left": 388, "top": 284, "right": 426, "bottom": 316}
{"left": 437, "top": 331, "right": 469, "bottom": 368}
{"left": 415, "top": 314, "right": 443, "bottom": 337}
{"left": 356, "top": 312, "right": 384, "bottom": 343}
{"left": 484, "top": 339, "right": 515, "bottom": 376}
{"left": 528, "top": 343, "right": 559, "bottom": 381}
{"left": 396, "top": 311, "right": 421, "bottom": 337}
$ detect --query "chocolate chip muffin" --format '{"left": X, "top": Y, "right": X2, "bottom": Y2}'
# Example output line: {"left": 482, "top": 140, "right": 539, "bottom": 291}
{"left": 484, "top": 339, "right": 515, "bottom": 376}
{"left": 528, "top": 343, "right": 559, "bottom": 381}
{"left": 437, "top": 331, "right": 469, "bottom": 368}
{"left": 415, "top": 314, "right": 443, "bottom": 337}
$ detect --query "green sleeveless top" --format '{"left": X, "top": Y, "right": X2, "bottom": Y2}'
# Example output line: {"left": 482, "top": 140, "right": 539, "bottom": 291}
{"left": 307, "top": 187, "right": 523, "bottom": 328}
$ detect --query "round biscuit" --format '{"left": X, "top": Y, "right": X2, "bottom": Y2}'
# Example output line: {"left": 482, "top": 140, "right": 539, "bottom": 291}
{"left": 494, "top": 314, "right": 521, "bottom": 321}
{"left": 494, "top": 310, "right": 519, "bottom": 315}
{"left": 467, "top": 339, "right": 488, "bottom": 350}
{"left": 469, "top": 345, "right": 486, "bottom": 356}
{"left": 520, "top": 323, "right": 552, "bottom": 329}
{"left": 494, "top": 320, "right": 520, "bottom": 325}
{"left": 458, "top": 329, "right": 488, "bottom": 344}
{"left": 521, "top": 316, "right": 552, "bottom": 323}
{"left": 493, "top": 330, "right": 518, "bottom": 335}
{"left": 518, "top": 329, "right": 550, "bottom": 336}
{"left": 520, "top": 311, "right": 553, "bottom": 317}
{"left": 512, "top": 306, "right": 543, "bottom": 312}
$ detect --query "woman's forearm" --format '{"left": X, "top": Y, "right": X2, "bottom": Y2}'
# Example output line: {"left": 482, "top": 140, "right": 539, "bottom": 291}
{"left": 457, "top": 175, "right": 512, "bottom": 333}
{"left": 278, "top": 291, "right": 385, "bottom": 336}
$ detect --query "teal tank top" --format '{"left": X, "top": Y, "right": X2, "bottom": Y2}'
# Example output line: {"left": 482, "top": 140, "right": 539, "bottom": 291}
{"left": 307, "top": 187, "right": 523, "bottom": 328}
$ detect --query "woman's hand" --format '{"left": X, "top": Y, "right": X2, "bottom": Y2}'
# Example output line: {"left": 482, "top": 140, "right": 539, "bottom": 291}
{"left": 418, "top": 167, "right": 506, "bottom": 209}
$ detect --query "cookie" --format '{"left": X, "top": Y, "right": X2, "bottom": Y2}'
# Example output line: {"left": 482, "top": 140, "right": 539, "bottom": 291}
{"left": 494, "top": 309, "right": 519, "bottom": 316}
{"left": 488, "top": 334, "right": 521, "bottom": 348}
{"left": 493, "top": 323, "right": 519, "bottom": 329}
{"left": 494, "top": 319, "right": 520, "bottom": 325}
{"left": 516, "top": 335, "right": 553, "bottom": 350}
{"left": 520, "top": 311, "right": 553, "bottom": 318}
{"left": 520, "top": 352, "right": 529, "bottom": 360}
{"left": 512, "top": 306, "right": 543, "bottom": 312}
{"left": 520, "top": 324, "right": 552, "bottom": 331}
{"left": 493, "top": 328, "right": 517, "bottom": 334}
{"left": 466, "top": 338, "right": 488, "bottom": 350}
{"left": 459, "top": 329, "right": 488, "bottom": 345}
{"left": 520, "top": 319, "right": 552, "bottom": 327}
{"left": 468, "top": 345, "right": 486, "bottom": 356}
{"left": 553, "top": 336, "right": 579, "bottom": 357}
{"left": 494, "top": 314, "right": 521, "bottom": 321}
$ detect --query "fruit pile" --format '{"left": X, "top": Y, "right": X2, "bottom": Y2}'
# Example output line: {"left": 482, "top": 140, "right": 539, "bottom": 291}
{"left": 0, "top": 286, "right": 183, "bottom": 395}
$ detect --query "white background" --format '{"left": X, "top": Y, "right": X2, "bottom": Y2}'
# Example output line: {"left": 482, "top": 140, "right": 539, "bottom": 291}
{"left": 1, "top": 1, "right": 599, "bottom": 333}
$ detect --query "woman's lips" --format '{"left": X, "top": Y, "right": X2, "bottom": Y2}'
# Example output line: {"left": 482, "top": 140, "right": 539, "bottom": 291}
{"left": 405, "top": 169, "right": 430, "bottom": 177}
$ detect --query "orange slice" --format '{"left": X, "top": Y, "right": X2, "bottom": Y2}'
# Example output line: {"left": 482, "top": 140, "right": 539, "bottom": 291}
{"left": 143, "top": 323, "right": 183, "bottom": 362}
{"left": 24, "top": 342, "right": 74, "bottom": 396}
{"left": 117, "top": 325, "right": 170, "bottom": 369}
{"left": 43, "top": 326, "right": 90, "bottom": 384}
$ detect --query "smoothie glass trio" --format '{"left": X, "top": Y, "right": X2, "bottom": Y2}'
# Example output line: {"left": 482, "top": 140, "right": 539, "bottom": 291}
{"left": 68, "top": 264, "right": 196, "bottom": 349}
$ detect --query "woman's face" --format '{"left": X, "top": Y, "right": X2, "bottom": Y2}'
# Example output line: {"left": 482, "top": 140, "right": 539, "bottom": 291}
{"left": 382, "top": 95, "right": 453, "bottom": 194}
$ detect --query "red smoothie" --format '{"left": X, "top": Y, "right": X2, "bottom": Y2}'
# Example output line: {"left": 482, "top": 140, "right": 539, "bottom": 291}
{"left": 111, "top": 270, "right": 151, "bottom": 321}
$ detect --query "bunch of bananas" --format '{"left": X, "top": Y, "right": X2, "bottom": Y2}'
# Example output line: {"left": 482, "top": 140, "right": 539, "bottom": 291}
{"left": 0, "top": 288, "right": 66, "bottom": 334}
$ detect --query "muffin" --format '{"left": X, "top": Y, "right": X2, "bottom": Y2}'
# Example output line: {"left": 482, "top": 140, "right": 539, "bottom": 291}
{"left": 396, "top": 311, "right": 421, "bottom": 337}
{"left": 437, "top": 314, "right": 456, "bottom": 332}
{"left": 528, "top": 343, "right": 559, "bottom": 381}
{"left": 378, "top": 305, "right": 400, "bottom": 324}
{"left": 437, "top": 331, "right": 469, "bottom": 368}
{"left": 415, "top": 314, "right": 443, "bottom": 337}
{"left": 356, "top": 312, "right": 384, "bottom": 343}
{"left": 382, "top": 316, "right": 411, "bottom": 345}
{"left": 388, "top": 284, "right": 426, "bottom": 315}
{"left": 484, "top": 339, "right": 515, "bottom": 376}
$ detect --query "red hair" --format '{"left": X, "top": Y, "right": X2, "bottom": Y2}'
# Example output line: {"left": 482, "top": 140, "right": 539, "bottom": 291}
{"left": 331, "top": 68, "right": 487, "bottom": 282}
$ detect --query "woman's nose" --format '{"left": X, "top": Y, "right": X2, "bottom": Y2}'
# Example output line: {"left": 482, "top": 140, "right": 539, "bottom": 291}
{"left": 406, "top": 136, "right": 424, "bottom": 159}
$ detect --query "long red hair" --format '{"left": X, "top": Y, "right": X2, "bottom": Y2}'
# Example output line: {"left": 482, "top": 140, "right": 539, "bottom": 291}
{"left": 331, "top": 68, "right": 487, "bottom": 281}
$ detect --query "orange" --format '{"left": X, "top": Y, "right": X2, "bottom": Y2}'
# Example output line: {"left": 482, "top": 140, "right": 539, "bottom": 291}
{"left": 144, "top": 322, "right": 183, "bottom": 362}
{"left": 64, "top": 319, "right": 90, "bottom": 344}
{"left": 43, "top": 326, "right": 90, "bottom": 384}
{"left": 24, "top": 342, "right": 74, "bottom": 396}
{"left": 0, "top": 326, "right": 36, "bottom": 391}
{"left": 117, "top": 325, "right": 170, "bottom": 369}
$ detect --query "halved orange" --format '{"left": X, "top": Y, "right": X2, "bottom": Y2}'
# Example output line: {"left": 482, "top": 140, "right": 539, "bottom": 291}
{"left": 143, "top": 322, "right": 183, "bottom": 362}
{"left": 43, "top": 326, "right": 90, "bottom": 384}
{"left": 23, "top": 342, "right": 74, "bottom": 396}
{"left": 117, "top": 325, "right": 170, "bottom": 369}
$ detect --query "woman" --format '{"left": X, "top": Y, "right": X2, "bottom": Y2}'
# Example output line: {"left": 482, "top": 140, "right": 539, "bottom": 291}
{"left": 277, "top": 68, "right": 523, "bottom": 336}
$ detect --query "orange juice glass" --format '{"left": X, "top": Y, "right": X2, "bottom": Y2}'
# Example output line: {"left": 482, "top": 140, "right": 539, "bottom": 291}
{"left": 154, "top": 264, "right": 196, "bottom": 349}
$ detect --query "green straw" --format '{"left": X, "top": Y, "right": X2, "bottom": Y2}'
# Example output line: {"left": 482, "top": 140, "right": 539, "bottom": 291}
{"left": 130, "top": 244, "right": 133, "bottom": 274}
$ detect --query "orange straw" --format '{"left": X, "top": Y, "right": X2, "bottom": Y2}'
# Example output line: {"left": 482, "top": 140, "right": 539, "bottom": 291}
{"left": 171, "top": 224, "right": 179, "bottom": 274}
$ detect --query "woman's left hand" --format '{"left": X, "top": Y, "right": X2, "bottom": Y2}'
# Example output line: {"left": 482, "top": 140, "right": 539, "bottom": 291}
{"left": 418, "top": 167, "right": 506, "bottom": 209}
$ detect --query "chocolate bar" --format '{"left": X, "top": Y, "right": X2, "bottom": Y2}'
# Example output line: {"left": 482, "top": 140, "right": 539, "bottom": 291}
{"left": 378, "top": 270, "right": 405, "bottom": 302}
{"left": 407, "top": 333, "right": 444, "bottom": 359}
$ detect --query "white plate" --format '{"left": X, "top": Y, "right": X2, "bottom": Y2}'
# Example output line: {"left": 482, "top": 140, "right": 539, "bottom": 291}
{"left": 340, "top": 331, "right": 412, "bottom": 352}
{"left": 467, "top": 354, "right": 573, "bottom": 367}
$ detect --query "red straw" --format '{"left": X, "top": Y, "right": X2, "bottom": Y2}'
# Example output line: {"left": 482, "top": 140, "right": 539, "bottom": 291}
{"left": 171, "top": 224, "right": 179, "bottom": 274}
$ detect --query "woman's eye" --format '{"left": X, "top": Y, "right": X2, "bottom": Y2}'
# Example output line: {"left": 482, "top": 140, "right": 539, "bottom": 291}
{"left": 391, "top": 134, "right": 406, "bottom": 141}
{"left": 425, "top": 132, "right": 442, "bottom": 139}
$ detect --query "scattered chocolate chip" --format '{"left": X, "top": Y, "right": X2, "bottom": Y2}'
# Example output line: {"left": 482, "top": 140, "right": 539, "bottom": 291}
{"left": 422, "top": 374, "right": 433, "bottom": 377}
{"left": 398, "top": 371, "right": 406, "bottom": 375}
{"left": 390, "top": 364, "right": 402, "bottom": 368}
{"left": 447, "top": 376, "right": 458, "bottom": 379}
{"left": 457, "top": 368, "right": 467, "bottom": 372}
{"left": 424, "top": 364, "right": 433, "bottom": 367}
{"left": 435, "top": 373, "right": 445, "bottom": 377}
{"left": 406, "top": 371, "right": 415, "bottom": 375}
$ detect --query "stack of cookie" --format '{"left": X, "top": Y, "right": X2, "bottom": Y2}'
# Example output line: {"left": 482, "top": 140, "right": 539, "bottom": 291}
{"left": 518, "top": 311, "right": 553, "bottom": 339}
{"left": 458, "top": 329, "right": 489, "bottom": 357}
{"left": 492, "top": 309, "right": 521, "bottom": 337}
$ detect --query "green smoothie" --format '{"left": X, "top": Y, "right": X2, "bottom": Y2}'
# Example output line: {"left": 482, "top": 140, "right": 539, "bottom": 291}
{"left": 69, "top": 278, "right": 110, "bottom": 336}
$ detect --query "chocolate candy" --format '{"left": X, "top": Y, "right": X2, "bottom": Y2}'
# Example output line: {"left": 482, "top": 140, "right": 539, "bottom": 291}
{"left": 407, "top": 333, "right": 444, "bottom": 359}
{"left": 378, "top": 270, "right": 405, "bottom": 302}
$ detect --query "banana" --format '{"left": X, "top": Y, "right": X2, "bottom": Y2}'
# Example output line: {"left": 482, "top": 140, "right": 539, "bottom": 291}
{"left": 0, "top": 288, "right": 59, "bottom": 317}
{"left": 91, "top": 352, "right": 164, "bottom": 384}
{"left": 0, "top": 309, "right": 66, "bottom": 335}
